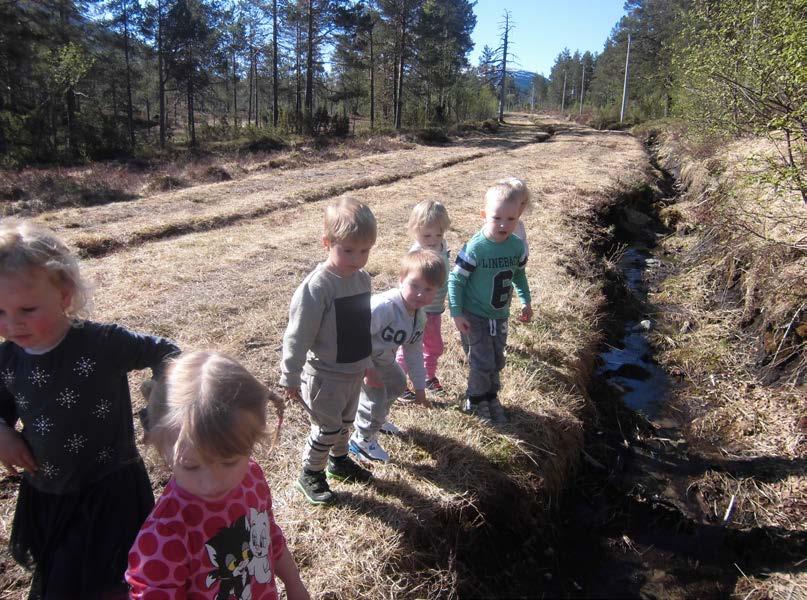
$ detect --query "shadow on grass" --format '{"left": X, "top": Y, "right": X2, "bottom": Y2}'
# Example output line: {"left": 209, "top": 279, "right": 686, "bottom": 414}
{"left": 325, "top": 409, "right": 568, "bottom": 598}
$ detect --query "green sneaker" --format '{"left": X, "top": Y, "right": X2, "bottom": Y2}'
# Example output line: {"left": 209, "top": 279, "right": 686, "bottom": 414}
{"left": 326, "top": 454, "right": 373, "bottom": 483}
{"left": 296, "top": 469, "right": 336, "bottom": 505}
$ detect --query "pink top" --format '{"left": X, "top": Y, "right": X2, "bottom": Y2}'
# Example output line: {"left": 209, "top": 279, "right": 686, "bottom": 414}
{"left": 126, "top": 461, "right": 286, "bottom": 600}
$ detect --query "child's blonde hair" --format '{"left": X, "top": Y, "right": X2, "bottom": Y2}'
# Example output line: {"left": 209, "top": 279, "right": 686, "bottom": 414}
{"left": 484, "top": 182, "right": 523, "bottom": 210}
{"left": 0, "top": 219, "right": 91, "bottom": 319}
{"left": 144, "top": 351, "right": 284, "bottom": 464}
{"left": 324, "top": 197, "right": 377, "bottom": 245}
{"left": 399, "top": 249, "right": 446, "bottom": 288}
{"left": 407, "top": 200, "right": 451, "bottom": 234}
{"left": 497, "top": 177, "right": 531, "bottom": 214}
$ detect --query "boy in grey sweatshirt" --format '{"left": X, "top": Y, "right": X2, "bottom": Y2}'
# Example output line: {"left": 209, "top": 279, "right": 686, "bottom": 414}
{"left": 280, "top": 197, "right": 377, "bottom": 505}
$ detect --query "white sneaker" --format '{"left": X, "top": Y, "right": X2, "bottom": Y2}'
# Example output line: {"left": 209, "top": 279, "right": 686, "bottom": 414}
{"left": 348, "top": 435, "right": 390, "bottom": 463}
{"left": 380, "top": 421, "right": 402, "bottom": 436}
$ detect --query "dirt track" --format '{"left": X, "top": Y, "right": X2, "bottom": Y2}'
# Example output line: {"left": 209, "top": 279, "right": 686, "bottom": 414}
{"left": 1, "top": 114, "right": 651, "bottom": 598}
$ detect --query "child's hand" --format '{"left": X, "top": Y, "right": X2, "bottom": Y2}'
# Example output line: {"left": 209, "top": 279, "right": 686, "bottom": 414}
{"left": 283, "top": 386, "right": 302, "bottom": 402}
{"left": 414, "top": 389, "right": 431, "bottom": 407}
{"left": 364, "top": 368, "right": 383, "bottom": 388}
{"left": 519, "top": 304, "right": 533, "bottom": 323}
{"left": 0, "top": 425, "right": 37, "bottom": 475}
{"left": 453, "top": 316, "right": 471, "bottom": 334}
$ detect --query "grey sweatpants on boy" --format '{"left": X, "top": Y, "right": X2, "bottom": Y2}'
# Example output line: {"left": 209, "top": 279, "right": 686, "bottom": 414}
{"left": 461, "top": 312, "right": 508, "bottom": 398}
{"left": 300, "top": 370, "right": 363, "bottom": 471}
{"left": 354, "top": 362, "right": 407, "bottom": 441}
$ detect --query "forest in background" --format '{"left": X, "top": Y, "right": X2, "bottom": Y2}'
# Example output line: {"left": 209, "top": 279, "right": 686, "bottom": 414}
{"left": 0, "top": 0, "right": 804, "bottom": 200}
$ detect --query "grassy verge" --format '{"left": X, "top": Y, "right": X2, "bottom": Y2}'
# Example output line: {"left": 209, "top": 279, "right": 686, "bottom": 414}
{"left": 638, "top": 122, "right": 806, "bottom": 600}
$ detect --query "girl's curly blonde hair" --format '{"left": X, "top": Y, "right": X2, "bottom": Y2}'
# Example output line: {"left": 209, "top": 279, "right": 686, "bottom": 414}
{"left": 0, "top": 219, "right": 92, "bottom": 319}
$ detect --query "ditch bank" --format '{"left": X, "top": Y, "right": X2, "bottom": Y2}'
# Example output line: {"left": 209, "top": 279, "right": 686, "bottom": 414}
{"left": 545, "top": 154, "right": 807, "bottom": 598}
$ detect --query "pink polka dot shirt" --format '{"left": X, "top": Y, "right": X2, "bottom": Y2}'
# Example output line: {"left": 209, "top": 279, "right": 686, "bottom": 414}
{"left": 126, "top": 461, "right": 286, "bottom": 599}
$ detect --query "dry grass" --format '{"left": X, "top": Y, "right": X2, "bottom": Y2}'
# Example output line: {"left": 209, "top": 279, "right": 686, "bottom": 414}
{"left": 0, "top": 113, "right": 651, "bottom": 598}
{"left": 733, "top": 569, "right": 807, "bottom": 600}
{"left": 649, "top": 127, "right": 806, "bottom": 599}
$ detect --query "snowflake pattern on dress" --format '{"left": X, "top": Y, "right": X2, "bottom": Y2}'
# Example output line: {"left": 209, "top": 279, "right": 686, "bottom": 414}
{"left": 39, "top": 462, "right": 60, "bottom": 479}
{"left": 33, "top": 415, "right": 53, "bottom": 435}
{"left": 29, "top": 366, "right": 48, "bottom": 388}
{"left": 65, "top": 433, "right": 86, "bottom": 454}
{"left": 56, "top": 388, "right": 79, "bottom": 409}
{"left": 96, "top": 446, "right": 114, "bottom": 464}
{"left": 92, "top": 399, "right": 111, "bottom": 419}
{"left": 15, "top": 394, "right": 29, "bottom": 411}
{"left": 74, "top": 356, "right": 95, "bottom": 378}
{"left": 1, "top": 369, "right": 13, "bottom": 388}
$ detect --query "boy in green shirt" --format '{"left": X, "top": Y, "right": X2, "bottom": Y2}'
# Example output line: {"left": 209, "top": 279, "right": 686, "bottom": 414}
{"left": 448, "top": 182, "right": 533, "bottom": 424}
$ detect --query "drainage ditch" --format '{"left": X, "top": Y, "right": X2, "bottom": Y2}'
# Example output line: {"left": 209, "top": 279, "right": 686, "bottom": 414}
{"left": 545, "top": 158, "right": 807, "bottom": 598}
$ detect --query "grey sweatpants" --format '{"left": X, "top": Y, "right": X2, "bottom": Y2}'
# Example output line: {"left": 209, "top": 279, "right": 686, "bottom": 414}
{"left": 461, "top": 312, "right": 508, "bottom": 398}
{"left": 300, "top": 370, "right": 363, "bottom": 471}
{"left": 354, "top": 361, "right": 407, "bottom": 441}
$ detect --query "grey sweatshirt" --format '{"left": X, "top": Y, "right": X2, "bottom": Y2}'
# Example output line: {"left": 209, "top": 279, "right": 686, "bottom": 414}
{"left": 369, "top": 288, "right": 427, "bottom": 390}
{"left": 280, "top": 263, "right": 372, "bottom": 388}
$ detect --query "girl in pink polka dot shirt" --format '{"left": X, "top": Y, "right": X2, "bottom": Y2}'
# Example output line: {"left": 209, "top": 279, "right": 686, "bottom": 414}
{"left": 126, "top": 351, "right": 309, "bottom": 600}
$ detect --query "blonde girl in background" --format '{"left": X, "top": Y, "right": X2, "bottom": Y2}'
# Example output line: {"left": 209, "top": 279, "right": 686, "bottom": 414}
{"left": 498, "top": 176, "right": 531, "bottom": 257}
{"left": 0, "top": 219, "right": 179, "bottom": 599}
{"left": 396, "top": 200, "right": 452, "bottom": 401}
{"left": 126, "top": 350, "right": 309, "bottom": 600}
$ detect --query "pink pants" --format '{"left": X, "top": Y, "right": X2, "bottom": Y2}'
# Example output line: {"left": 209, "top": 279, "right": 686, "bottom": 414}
{"left": 396, "top": 312, "right": 444, "bottom": 380}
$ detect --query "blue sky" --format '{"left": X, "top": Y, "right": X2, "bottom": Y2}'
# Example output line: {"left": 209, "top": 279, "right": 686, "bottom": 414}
{"left": 469, "top": 0, "right": 628, "bottom": 76}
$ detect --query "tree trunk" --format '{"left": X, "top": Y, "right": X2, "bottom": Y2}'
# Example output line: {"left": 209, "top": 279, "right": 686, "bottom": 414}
{"left": 187, "top": 49, "right": 196, "bottom": 146}
{"left": 395, "top": 19, "right": 405, "bottom": 130}
{"left": 123, "top": 0, "right": 135, "bottom": 147}
{"left": 232, "top": 51, "right": 238, "bottom": 132}
{"left": 392, "top": 50, "right": 398, "bottom": 127}
{"left": 254, "top": 56, "right": 259, "bottom": 126}
{"left": 158, "top": 0, "right": 165, "bottom": 148}
{"left": 295, "top": 22, "right": 302, "bottom": 133}
{"left": 272, "top": 0, "right": 279, "bottom": 127}
{"left": 369, "top": 25, "right": 375, "bottom": 130}
{"left": 498, "top": 13, "right": 509, "bottom": 123}
{"left": 59, "top": 0, "right": 77, "bottom": 158}
{"left": 304, "top": 0, "right": 314, "bottom": 133}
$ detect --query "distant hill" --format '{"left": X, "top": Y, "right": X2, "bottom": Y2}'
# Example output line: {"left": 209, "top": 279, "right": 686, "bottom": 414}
{"left": 511, "top": 70, "right": 546, "bottom": 93}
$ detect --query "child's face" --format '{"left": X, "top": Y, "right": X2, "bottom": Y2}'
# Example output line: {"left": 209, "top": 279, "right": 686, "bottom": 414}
{"left": 171, "top": 445, "right": 251, "bottom": 502}
{"left": 482, "top": 198, "right": 520, "bottom": 242}
{"left": 0, "top": 267, "right": 73, "bottom": 351}
{"left": 323, "top": 237, "right": 374, "bottom": 278}
{"left": 414, "top": 224, "right": 445, "bottom": 251}
{"left": 400, "top": 271, "right": 439, "bottom": 313}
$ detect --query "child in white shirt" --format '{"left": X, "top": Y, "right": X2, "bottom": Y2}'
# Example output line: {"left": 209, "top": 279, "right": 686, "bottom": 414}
{"left": 350, "top": 250, "right": 446, "bottom": 463}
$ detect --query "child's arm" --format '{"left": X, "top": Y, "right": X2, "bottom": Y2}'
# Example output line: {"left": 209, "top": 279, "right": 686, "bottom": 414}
{"left": 0, "top": 387, "right": 35, "bottom": 474}
{"left": 448, "top": 245, "right": 472, "bottom": 333}
{"left": 511, "top": 247, "right": 533, "bottom": 323}
{"left": 401, "top": 338, "right": 430, "bottom": 407}
{"left": 0, "top": 423, "right": 36, "bottom": 475}
{"left": 103, "top": 324, "right": 181, "bottom": 376}
{"left": 275, "top": 546, "right": 311, "bottom": 600}
{"left": 280, "top": 282, "right": 326, "bottom": 398}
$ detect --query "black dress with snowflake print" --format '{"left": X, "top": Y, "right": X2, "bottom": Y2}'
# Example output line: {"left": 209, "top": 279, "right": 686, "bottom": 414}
{"left": 0, "top": 322, "right": 179, "bottom": 494}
